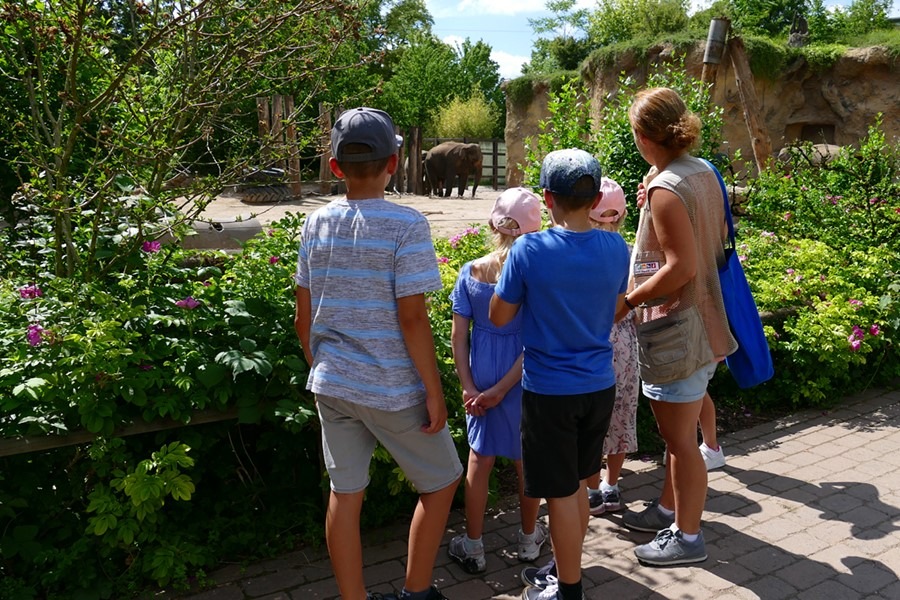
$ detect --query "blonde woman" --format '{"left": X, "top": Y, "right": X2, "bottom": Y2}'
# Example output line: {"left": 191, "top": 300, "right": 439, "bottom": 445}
{"left": 619, "top": 88, "right": 737, "bottom": 566}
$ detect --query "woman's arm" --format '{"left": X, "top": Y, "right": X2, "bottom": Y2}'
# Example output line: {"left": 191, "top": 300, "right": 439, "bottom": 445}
{"left": 627, "top": 188, "right": 697, "bottom": 306}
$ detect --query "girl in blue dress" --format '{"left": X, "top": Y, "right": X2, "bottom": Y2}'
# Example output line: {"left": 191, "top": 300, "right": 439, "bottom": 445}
{"left": 447, "top": 187, "right": 548, "bottom": 574}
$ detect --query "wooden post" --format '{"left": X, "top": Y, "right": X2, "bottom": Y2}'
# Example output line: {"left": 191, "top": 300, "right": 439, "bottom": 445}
{"left": 284, "top": 95, "right": 302, "bottom": 197}
{"left": 256, "top": 97, "right": 271, "bottom": 165}
{"left": 702, "top": 17, "right": 730, "bottom": 86}
{"left": 319, "top": 103, "right": 332, "bottom": 195}
{"left": 409, "top": 127, "right": 423, "bottom": 195}
{"left": 272, "top": 95, "right": 285, "bottom": 171}
{"left": 729, "top": 36, "right": 772, "bottom": 172}
{"left": 491, "top": 139, "right": 499, "bottom": 190}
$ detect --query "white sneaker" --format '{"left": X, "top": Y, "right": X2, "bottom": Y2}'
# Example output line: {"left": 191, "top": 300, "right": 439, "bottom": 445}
{"left": 522, "top": 576, "right": 559, "bottom": 600}
{"left": 517, "top": 521, "right": 548, "bottom": 562}
{"left": 699, "top": 442, "right": 726, "bottom": 470}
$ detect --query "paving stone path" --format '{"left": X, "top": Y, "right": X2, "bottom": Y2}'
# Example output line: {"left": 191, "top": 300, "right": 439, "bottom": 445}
{"left": 170, "top": 387, "right": 900, "bottom": 600}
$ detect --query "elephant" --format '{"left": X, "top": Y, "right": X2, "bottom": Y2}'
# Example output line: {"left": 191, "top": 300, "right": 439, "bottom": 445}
{"left": 424, "top": 141, "right": 483, "bottom": 198}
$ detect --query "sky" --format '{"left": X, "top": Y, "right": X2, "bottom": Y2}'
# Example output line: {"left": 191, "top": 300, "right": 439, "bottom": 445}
{"left": 425, "top": 0, "right": 900, "bottom": 80}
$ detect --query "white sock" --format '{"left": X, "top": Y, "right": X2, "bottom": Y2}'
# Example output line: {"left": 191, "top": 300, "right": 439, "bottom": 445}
{"left": 519, "top": 528, "right": 536, "bottom": 542}
{"left": 669, "top": 523, "right": 699, "bottom": 542}
{"left": 464, "top": 535, "right": 483, "bottom": 551}
{"left": 587, "top": 487, "right": 600, "bottom": 494}
{"left": 658, "top": 504, "right": 675, "bottom": 517}
{"left": 601, "top": 479, "right": 618, "bottom": 492}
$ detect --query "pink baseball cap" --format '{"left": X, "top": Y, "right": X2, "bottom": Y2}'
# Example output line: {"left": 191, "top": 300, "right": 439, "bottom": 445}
{"left": 490, "top": 187, "right": 542, "bottom": 236}
{"left": 589, "top": 177, "right": 627, "bottom": 223}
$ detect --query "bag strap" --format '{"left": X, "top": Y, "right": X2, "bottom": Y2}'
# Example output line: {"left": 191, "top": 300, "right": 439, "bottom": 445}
{"left": 700, "top": 158, "right": 735, "bottom": 249}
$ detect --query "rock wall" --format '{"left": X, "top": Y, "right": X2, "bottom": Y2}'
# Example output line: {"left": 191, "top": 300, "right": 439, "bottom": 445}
{"left": 505, "top": 42, "right": 900, "bottom": 184}
{"left": 503, "top": 81, "right": 552, "bottom": 188}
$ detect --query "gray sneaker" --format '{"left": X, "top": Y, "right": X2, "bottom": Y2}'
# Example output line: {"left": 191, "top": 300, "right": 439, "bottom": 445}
{"left": 447, "top": 534, "right": 486, "bottom": 574}
{"left": 622, "top": 499, "right": 675, "bottom": 533}
{"left": 634, "top": 528, "right": 707, "bottom": 566}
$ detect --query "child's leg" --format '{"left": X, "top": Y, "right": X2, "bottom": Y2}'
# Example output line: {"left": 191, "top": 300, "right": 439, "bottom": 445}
{"left": 464, "top": 449, "right": 495, "bottom": 539}
{"left": 585, "top": 469, "right": 601, "bottom": 491}
{"left": 546, "top": 481, "right": 590, "bottom": 584}
{"left": 515, "top": 459, "right": 540, "bottom": 533}
{"left": 405, "top": 476, "right": 460, "bottom": 592}
{"left": 325, "top": 489, "right": 367, "bottom": 600}
{"left": 605, "top": 452, "right": 625, "bottom": 486}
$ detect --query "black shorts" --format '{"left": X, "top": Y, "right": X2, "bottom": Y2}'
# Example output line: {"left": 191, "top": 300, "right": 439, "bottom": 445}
{"left": 521, "top": 386, "right": 616, "bottom": 499}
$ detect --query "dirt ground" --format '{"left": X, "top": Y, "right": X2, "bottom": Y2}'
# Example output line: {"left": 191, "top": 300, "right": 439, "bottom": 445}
{"left": 197, "top": 184, "right": 504, "bottom": 241}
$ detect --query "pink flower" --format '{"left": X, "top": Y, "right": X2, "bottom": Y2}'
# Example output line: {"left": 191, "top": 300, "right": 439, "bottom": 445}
{"left": 267, "top": 229, "right": 276, "bottom": 237}
{"left": 786, "top": 268, "right": 795, "bottom": 275}
{"left": 738, "top": 255, "right": 748, "bottom": 263}
{"left": 142, "top": 240, "right": 162, "bottom": 253}
{"left": 27, "top": 324, "right": 44, "bottom": 346}
{"left": 175, "top": 296, "right": 200, "bottom": 309}
{"left": 852, "top": 325, "right": 865, "bottom": 340}
{"left": 870, "top": 324, "right": 880, "bottom": 336}
{"left": 269, "top": 256, "right": 280, "bottom": 264}
{"left": 19, "top": 285, "right": 43, "bottom": 299}
{"left": 783, "top": 212, "right": 792, "bottom": 221}
{"left": 438, "top": 256, "right": 449, "bottom": 264}
{"left": 801, "top": 186, "right": 808, "bottom": 191}
{"left": 849, "top": 339, "right": 861, "bottom": 352}
{"left": 202, "top": 280, "right": 211, "bottom": 287}
{"left": 849, "top": 299, "right": 863, "bottom": 310}
{"left": 139, "top": 363, "right": 154, "bottom": 371}
{"left": 761, "top": 231, "right": 776, "bottom": 239}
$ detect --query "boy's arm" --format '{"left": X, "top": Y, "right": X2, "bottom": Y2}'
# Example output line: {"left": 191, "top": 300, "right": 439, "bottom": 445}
{"left": 397, "top": 293, "right": 447, "bottom": 434}
{"left": 489, "top": 293, "right": 520, "bottom": 327}
{"left": 294, "top": 286, "right": 314, "bottom": 367}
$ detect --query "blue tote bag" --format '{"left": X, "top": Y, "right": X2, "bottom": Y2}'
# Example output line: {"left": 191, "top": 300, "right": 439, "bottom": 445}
{"left": 703, "top": 160, "right": 774, "bottom": 388}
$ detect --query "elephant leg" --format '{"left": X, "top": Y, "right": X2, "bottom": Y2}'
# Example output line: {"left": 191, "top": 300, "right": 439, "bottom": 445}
{"left": 456, "top": 171, "right": 467, "bottom": 197}
{"left": 443, "top": 169, "right": 454, "bottom": 197}
{"left": 471, "top": 173, "right": 479, "bottom": 197}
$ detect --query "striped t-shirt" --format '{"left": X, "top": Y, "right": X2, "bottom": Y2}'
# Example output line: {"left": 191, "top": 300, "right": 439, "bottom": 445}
{"left": 294, "top": 198, "right": 442, "bottom": 410}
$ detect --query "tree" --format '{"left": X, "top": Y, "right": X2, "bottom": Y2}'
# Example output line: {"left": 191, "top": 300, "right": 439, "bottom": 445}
{"left": 0, "top": 0, "right": 373, "bottom": 279}
{"left": 379, "top": 34, "right": 460, "bottom": 129}
{"left": 526, "top": 0, "right": 593, "bottom": 73}
{"left": 454, "top": 39, "right": 504, "bottom": 136}
{"left": 587, "top": 0, "right": 689, "bottom": 47}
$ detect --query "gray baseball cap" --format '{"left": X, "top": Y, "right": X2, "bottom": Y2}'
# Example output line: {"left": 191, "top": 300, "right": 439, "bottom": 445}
{"left": 331, "top": 107, "right": 402, "bottom": 163}
{"left": 539, "top": 149, "right": 602, "bottom": 197}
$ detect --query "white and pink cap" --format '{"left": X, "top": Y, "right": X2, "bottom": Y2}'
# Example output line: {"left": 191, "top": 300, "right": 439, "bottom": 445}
{"left": 490, "top": 187, "right": 542, "bottom": 236}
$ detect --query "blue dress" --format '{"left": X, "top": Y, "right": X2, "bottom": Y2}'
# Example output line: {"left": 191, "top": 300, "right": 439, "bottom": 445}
{"left": 450, "top": 261, "right": 524, "bottom": 460}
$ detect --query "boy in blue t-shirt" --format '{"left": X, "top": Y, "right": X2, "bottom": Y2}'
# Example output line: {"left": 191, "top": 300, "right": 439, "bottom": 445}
{"left": 490, "top": 149, "right": 630, "bottom": 600}
{"left": 295, "top": 107, "right": 462, "bottom": 600}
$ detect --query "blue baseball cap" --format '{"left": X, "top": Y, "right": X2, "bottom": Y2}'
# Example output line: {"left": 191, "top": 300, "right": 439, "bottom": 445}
{"left": 331, "top": 107, "right": 403, "bottom": 163}
{"left": 539, "top": 149, "right": 602, "bottom": 197}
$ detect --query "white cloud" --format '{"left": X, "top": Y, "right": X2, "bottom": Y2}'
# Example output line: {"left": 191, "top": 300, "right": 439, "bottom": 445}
{"left": 442, "top": 34, "right": 465, "bottom": 51}
{"left": 492, "top": 50, "right": 530, "bottom": 79}
{"left": 430, "top": 0, "right": 547, "bottom": 18}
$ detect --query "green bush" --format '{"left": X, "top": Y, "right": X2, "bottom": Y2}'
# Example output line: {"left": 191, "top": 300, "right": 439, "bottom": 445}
{"left": 433, "top": 91, "right": 498, "bottom": 139}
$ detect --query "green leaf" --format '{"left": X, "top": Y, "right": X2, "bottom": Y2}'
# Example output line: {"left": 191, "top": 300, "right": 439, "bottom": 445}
{"left": 196, "top": 363, "right": 227, "bottom": 388}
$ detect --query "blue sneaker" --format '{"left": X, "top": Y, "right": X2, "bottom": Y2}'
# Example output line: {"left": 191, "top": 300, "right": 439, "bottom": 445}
{"left": 520, "top": 558, "right": 556, "bottom": 588}
{"left": 634, "top": 528, "right": 707, "bottom": 566}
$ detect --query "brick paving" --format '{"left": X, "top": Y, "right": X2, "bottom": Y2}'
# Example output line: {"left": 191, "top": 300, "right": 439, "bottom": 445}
{"left": 171, "top": 387, "right": 900, "bottom": 600}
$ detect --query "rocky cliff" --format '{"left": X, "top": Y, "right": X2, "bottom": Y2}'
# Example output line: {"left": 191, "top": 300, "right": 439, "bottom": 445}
{"left": 505, "top": 41, "right": 899, "bottom": 186}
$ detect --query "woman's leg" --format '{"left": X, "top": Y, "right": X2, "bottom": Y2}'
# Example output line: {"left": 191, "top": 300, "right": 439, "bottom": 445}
{"left": 698, "top": 392, "right": 718, "bottom": 449}
{"left": 650, "top": 397, "right": 706, "bottom": 534}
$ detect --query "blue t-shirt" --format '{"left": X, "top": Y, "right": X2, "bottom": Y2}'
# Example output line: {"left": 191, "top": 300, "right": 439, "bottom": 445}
{"left": 494, "top": 227, "right": 630, "bottom": 395}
